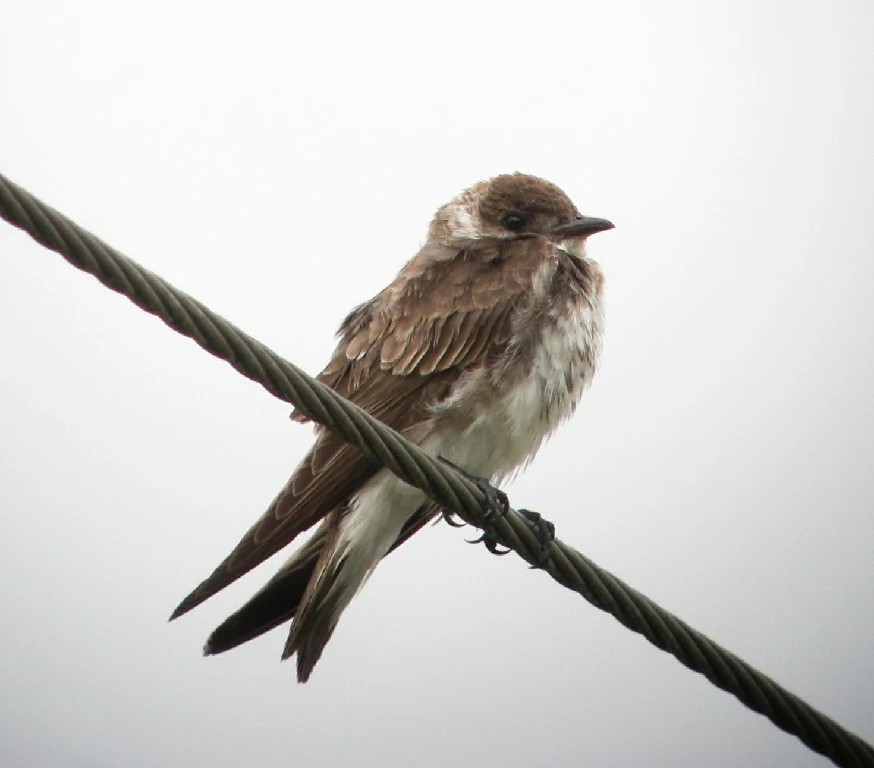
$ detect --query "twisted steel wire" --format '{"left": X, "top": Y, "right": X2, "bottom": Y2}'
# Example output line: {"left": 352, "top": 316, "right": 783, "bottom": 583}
{"left": 1, "top": 171, "right": 871, "bottom": 768}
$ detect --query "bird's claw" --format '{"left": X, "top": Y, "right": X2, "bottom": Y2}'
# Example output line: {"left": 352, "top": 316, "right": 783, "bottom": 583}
{"left": 438, "top": 456, "right": 510, "bottom": 522}
{"left": 441, "top": 509, "right": 466, "bottom": 528}
{"left": 468, "top": 509, "right": 554, "bottom": 561}
{"left": 517, "top": 509, "right": 555, "bottom": 568}
{"left": 466, "top": 530, "right": 512, "bottom": 555}
{"left": 438, "top": 456, "right": 512, "bottom": 555}
{"left": 436, "top": 460, "right": 554, "bottom": 564}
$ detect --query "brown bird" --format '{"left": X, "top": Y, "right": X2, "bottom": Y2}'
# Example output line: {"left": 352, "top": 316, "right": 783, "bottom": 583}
{"left": 170, "top": 173, "right": 614, "bottom": 682}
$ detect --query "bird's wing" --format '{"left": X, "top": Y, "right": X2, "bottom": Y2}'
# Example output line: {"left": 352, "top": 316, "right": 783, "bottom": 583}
{"left": 171, "top": 238, "right": 548, "bottom": 620}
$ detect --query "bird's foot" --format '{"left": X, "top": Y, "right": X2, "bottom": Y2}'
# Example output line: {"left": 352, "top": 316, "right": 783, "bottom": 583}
{"left": 438, "top": 457, "right": 512, "bottom": 555}
{"left": 517, "top": 509, "right": 556, "bottom": 568}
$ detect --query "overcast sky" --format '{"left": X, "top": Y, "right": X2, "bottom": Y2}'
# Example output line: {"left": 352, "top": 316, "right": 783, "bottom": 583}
{"left": 1, "top": 1, "right": 873, "bottom": 766}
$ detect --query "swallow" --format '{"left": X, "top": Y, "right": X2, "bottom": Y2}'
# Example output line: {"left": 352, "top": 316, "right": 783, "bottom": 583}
{"left": 170, "top": 173, "right": 614, "bottom": 682}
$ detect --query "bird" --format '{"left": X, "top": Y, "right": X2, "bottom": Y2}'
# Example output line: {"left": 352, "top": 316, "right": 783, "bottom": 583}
{"left": 170, "top": 172, "right": 614, "bottom": 682}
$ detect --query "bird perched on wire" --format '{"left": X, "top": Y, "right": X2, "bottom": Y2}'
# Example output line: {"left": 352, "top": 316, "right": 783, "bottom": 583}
{"left": 170, "top": 173, "right": 614, "bottom": 682}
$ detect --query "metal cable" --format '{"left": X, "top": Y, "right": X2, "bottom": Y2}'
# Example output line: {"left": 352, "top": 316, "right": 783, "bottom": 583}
{"left": 1, "top": 171, "right": 871, "bottom": 768}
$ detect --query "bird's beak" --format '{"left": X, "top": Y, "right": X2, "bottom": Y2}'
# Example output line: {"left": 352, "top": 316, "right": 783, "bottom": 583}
{"left": 551, "top": 216, "right": 615, "bottom": 239}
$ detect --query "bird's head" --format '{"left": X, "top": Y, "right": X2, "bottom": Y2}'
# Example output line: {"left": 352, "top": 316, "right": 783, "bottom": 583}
{"left": 428, "top": 173, "right": 614, "bottom": 255}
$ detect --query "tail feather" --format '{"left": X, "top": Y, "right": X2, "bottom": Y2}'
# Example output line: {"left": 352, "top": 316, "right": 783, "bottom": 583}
{"left": 201, "top": 502, "right": 440, "bottom": 677}
{"left": 282, "top": 473, "right": 434, "bottom": 682}
{"left": 281, "top": 509, "right": 350, "bottom": 681}
{"left": 203, "top": 524, "right": 326, "bottom": 655}
{"left": 286, "top": 565, "right": 347, "bottom": 682}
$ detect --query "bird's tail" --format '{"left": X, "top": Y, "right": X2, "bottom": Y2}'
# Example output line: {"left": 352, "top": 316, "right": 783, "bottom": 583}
{"left": 203, "top": 522, "right": 328, "bottom": 656}
{"left": 202, "top": 499, "right": 438, "bottom": 681}
{"left": 284, "top": 471, "right": 425, "bottom": 682}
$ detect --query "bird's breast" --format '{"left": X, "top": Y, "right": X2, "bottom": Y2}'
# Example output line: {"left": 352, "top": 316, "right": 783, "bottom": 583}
{"left": 429, "top": 257, "right": 604, "bottom": 482}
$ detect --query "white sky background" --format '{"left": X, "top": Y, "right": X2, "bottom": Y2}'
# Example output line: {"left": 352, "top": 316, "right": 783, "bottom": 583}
{"left": 1, "top": 0, "right": 873, "bottom": 765}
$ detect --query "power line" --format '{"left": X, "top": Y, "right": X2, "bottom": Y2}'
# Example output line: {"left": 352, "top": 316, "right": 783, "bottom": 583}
{"left": 1, "top": 171, "right": 871, "bottom": 767}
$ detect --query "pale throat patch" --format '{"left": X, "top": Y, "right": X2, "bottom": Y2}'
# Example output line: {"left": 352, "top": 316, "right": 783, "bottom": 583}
{"left": 555, "top": 238, "right": 587, "bottom": 259}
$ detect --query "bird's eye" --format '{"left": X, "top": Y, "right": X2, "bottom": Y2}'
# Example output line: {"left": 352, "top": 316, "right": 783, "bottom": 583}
{"left": 502, "top": 214, "right": 526, "bottom": 232}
